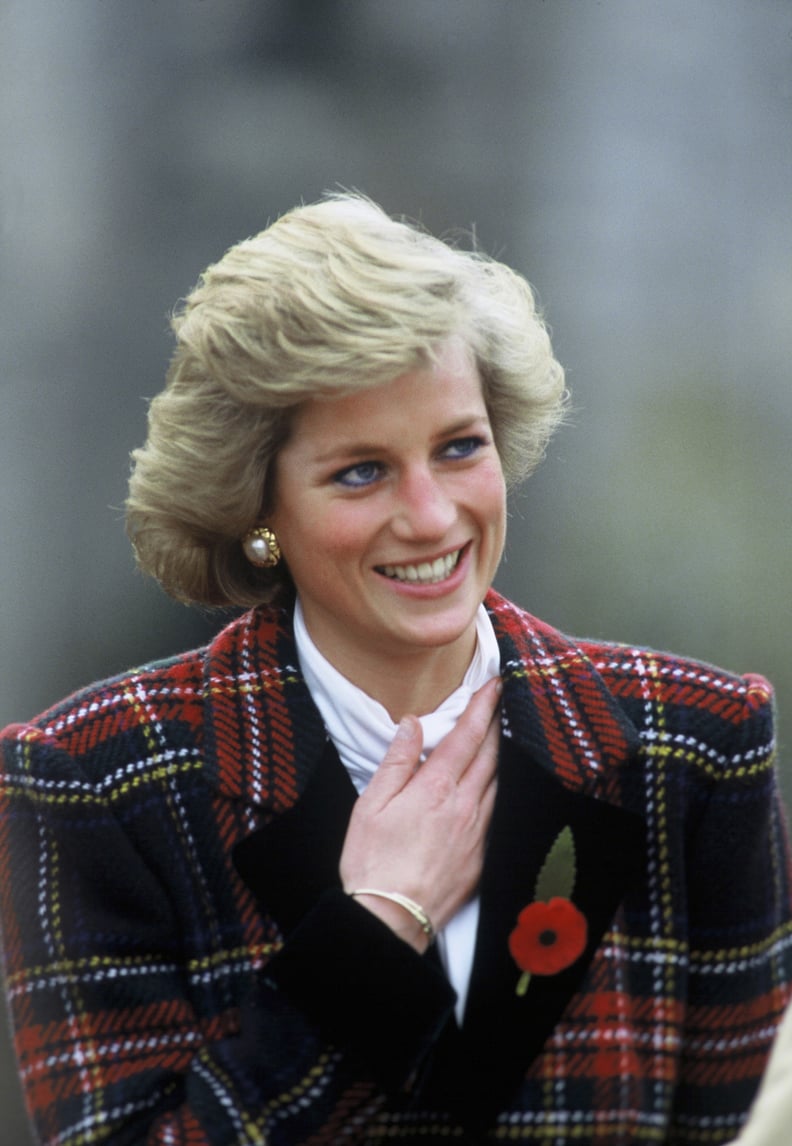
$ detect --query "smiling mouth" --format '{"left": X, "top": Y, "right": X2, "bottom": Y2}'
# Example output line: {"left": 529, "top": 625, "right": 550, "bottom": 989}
{"left": 377, "top": 547, "right": 464, "bottom": 585}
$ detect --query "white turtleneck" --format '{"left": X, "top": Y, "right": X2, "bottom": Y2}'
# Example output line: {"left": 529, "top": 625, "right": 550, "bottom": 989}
{"left": 293, "top": 598, "right": 501, "bottom": 1023}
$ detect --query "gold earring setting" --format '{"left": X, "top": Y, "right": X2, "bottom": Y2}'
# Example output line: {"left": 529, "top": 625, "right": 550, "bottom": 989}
{"left": 242, "top": 525, "right": 281, "bottom": 568}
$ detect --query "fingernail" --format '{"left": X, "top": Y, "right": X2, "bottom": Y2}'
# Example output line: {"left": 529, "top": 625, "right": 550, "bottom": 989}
{"left": 394, "top": 715, "right": 416, "bottom": 741}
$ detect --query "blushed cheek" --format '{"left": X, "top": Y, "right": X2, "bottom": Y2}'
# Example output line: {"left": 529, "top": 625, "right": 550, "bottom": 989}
{"left": 484, "top": 466, "right": 508, "bottom": 523}
{"left": 306, "top": 526, "right": 372, "bottom": 581}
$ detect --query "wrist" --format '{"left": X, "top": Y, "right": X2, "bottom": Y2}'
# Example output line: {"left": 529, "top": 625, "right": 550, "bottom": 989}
{"left": 348, "top": 889, "right": 435, "bottom": 954}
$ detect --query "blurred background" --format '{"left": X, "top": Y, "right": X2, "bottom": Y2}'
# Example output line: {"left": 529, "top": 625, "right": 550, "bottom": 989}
{"left": 1, "top": 1, "right": 790, "bottom": 1141}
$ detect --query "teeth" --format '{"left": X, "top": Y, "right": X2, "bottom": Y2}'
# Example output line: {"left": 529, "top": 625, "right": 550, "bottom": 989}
{"left": 380, "top": 549, "right": 462, "bottom": 584}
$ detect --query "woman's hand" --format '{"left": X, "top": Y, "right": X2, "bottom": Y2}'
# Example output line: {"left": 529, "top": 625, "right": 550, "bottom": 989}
{"left": 339, "top": 676, "right": 501, "bottom": 951}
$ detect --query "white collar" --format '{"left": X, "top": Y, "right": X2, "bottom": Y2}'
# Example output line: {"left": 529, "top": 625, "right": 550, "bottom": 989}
{"left": 294, "top": 599, "right": 501, "bottom": 793}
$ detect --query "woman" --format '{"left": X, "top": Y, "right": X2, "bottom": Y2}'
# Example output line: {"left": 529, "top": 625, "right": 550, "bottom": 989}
{"left": 1, "top": 194, "right": 790, "bottom": 1145}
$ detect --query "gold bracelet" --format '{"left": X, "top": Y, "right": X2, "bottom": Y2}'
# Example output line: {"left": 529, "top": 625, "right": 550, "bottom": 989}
{"left": 350, "top": 888, "right": 435, "bottom": 942}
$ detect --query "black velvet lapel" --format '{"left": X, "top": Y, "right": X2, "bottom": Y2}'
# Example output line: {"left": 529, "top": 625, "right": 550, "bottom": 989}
{"left": 233, "top": 739, "right": 357, "bottom": 934}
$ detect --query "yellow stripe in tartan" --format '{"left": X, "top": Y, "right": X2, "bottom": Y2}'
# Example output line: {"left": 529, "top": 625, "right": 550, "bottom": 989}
{"left": 195, "top": 1045, "right": 267, "bottom": 1144}
{"left": 204, "top": 670, "right": 301, "bottom": 698}
{"left": 690, "top": 917, "right": 792, "bottom": 964}
{"left": 647, "top": 741, "right": 775, "bottom": 781}
{"left": 5, "top": 942, "right": 279, "bottom": 990}
{"left": 504, "top": 657, "right": 581, "bottom": 676}
{"left": 186, "top": 941, "right": 282, "bottom": 975}
{"left": 122, "top": 684, "right": 162, "bottom": 758}
{"left": 368, "top": 1122, "right": 466, "bottom": 1139}
{"left": 602, "top": 928, "right": 688, "bottom": 956}
{"left": 5, "top": 950, "right": 175, "bottom": 988}
{"left": 262, "top": 1051, "right": 337, "bottom": 1118}
{"left": 490, "top": 1121, "right": 669, "bottom": 1141}
{"left": 113, "top": 758, "right": 204, "bottom": 798}
{"left": 2, "top": 758, "right": 205, "bottom": 806}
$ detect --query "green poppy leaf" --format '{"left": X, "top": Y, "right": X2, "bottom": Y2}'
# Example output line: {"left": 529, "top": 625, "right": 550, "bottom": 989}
{"left": 534, "top": 825, "right": 576, "bottom": 902}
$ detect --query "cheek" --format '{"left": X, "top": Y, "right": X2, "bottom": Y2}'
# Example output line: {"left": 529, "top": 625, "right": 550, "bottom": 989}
{"left": 478, "top": 463, "right": 507, "bottom": 523}
{"left": 279, "top": 505, "right": 376, "bottom": 572}
{"left": 478, "top": 469, "right": 507, "bottom": 566}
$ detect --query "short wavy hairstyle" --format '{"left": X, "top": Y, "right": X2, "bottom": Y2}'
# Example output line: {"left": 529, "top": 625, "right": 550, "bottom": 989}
{"left": 126, "top": 193, "right": 567, "bottom": 607}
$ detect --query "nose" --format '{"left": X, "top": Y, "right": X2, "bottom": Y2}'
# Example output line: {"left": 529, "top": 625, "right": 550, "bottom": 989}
{"left": 391, "top": 465, "right": 456, "bottom": 541}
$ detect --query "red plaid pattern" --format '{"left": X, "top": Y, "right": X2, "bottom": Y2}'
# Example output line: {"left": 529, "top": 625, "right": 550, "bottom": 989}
{"left": 1, "top": 590, "right": 790, "bottom": 1144}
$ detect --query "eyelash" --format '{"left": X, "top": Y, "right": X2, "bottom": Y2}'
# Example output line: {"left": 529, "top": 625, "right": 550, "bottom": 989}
{"left": 334, "top": 461, "right": 384, "bottom": 489}
{"left": 333, "top": 436, "right": 487, "bottom": 489}
{"left": 442, "top": 435, "right": 486, "bottom": 460}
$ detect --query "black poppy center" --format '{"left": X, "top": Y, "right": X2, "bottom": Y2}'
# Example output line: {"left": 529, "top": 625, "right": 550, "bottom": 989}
{"left": 538, "top": 928, "right": 558, "bottom": 947}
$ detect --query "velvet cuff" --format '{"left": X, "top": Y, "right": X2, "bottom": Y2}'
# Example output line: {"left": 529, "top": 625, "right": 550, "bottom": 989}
{"left": 262, "top": 888, "right": 456, "bottom": 1091}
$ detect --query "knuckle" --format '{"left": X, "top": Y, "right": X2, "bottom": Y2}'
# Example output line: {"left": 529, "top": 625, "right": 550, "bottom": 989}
{"left": 423, "top": 769, "right": 457, "bottom": 805}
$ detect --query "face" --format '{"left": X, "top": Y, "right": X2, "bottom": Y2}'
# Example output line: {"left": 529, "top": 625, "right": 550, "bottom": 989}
{"left": 268, "top": 338, "right": 507, "bottom": 684}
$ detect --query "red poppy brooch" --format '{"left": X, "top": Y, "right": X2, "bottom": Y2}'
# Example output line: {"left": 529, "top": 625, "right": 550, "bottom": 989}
{"left": 508, "top": 825, "right": 588, "bottom": 996}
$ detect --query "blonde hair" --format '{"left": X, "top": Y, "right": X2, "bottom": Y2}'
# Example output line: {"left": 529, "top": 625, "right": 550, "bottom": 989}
{"left": 126, "top": 193, "right": 566, "bottom": 607}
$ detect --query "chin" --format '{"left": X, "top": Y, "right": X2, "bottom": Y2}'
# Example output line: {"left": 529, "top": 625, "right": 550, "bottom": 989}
{"left": 395, "top": 615, "right": 477, "bottom": 652}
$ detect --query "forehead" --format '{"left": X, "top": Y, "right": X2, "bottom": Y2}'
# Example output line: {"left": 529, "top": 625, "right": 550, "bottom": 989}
{"left": 287, "top": 339, "right": 487, "bottom": 452}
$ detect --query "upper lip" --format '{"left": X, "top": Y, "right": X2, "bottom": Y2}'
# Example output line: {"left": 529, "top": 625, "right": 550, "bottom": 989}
{"left": 374, "top": 543, "right": 467, "bottom": 570}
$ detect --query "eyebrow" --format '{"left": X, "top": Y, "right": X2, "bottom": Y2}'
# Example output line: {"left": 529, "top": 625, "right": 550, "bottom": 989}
{"left": 310, "top": 414, "right": 490, "bottom": 466}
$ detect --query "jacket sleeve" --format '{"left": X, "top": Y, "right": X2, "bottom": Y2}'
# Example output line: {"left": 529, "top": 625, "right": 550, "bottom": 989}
{"left": 0, "top": 724, "right": 455, "bottom": 1146}
{"left": 668, "top": 673, "right": 792, "bottom": 1141}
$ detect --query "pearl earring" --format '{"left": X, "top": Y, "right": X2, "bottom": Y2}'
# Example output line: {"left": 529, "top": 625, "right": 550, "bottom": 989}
{"left": 242, "top": 525, "right": 281, "bottom": 568}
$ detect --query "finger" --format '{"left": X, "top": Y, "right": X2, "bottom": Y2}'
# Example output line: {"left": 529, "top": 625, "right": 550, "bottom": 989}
{"left": 478, "top": 770, "right": 498, "bottom": 836}
{"left": 359, "top": 714, "right": 424, "bottom": 805}
{"left": 457, "top": 709, "right": 501, "bottom": 793}
{"left": 422, "top": 676, "right": 502, "bottom": 784}
{"left": 469, "top": 757, "right": 498, "bottom": 830}
{"left": 464, "top": 728, "right": 499, "bottom": 839}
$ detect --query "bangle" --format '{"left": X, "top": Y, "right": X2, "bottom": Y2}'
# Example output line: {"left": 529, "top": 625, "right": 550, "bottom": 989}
{"left": 349, "top": 889, "right": 435, "bottom": 942}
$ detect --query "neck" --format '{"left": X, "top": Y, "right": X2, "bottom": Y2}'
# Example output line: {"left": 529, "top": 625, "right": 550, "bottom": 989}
{"left": 308, "top": 630, "right": 478, "bottom": 722}
{"left": 373, "top": 646, "right": 478, "bottom": 721}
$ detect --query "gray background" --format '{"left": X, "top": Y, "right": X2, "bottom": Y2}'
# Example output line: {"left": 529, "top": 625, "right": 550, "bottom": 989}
{"left": 2, "top": 2, "right": 791, "bottom": 1141}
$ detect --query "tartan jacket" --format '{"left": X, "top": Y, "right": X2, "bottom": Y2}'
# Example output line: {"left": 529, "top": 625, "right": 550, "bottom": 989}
{"left": 1, "top": 589, "right": 791, "bottom": 1146}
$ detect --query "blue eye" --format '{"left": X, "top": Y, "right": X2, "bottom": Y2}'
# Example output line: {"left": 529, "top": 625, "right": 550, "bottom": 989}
{"left": 334, "top": 461, "right": 383, "bottom": 488}
{"left": 442, "top": 436, "right": 485, "bottom": 459}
